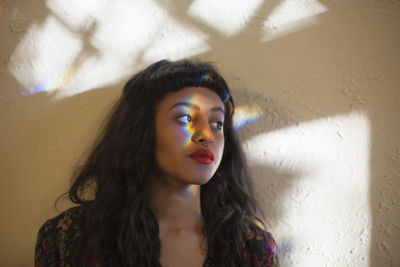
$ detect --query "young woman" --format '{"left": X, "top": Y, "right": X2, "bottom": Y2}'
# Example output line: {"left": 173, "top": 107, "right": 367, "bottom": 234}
{"left": 35, "top": 59, "right": 278, "bottom": 267}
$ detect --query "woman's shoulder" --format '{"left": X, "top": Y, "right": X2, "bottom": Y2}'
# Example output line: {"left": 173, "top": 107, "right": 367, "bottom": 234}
{"left": 37, "top": 205, "right": 85, "bottom": 236}
{"left": 35, "top": 206, "right": 85, "bottom": 266}
{"left": 242, "top": 223, "right": 279, "bottom": 267}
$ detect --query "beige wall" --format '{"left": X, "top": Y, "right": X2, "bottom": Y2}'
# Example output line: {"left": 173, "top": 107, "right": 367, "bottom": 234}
{"left": 1, "top": 0, "right": 399, "bottom": 266}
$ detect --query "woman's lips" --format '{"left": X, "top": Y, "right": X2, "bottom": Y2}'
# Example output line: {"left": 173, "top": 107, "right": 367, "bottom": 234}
{"left": 189, "top": 149, "right": 214, "bottom": 164}
{"left": 190, "top": 156, "right": 212, "bottom": 164}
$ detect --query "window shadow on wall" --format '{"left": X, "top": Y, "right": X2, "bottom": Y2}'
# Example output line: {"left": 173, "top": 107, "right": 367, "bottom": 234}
{"left": 2, "top": 0, "right": 396, "bottom": 266}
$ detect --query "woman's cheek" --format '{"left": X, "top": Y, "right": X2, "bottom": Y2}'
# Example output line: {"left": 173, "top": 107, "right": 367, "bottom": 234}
{"left": 178, "top": 127, "right": 193, "bottom": 148}
{"left": 215, "top": 136, "right": 225, "bottom": 164}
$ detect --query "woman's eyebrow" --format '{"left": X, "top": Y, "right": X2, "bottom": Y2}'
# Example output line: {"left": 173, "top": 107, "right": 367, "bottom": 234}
{"left": 169, "top": 101, "right": 225, "bottom": 114}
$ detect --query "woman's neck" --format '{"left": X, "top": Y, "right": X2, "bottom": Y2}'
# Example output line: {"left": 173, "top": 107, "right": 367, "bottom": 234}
{"left": 149, "top": 179, "right": 203, "bottom": 230}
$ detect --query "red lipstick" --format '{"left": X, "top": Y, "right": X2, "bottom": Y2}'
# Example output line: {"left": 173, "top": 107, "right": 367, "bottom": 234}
{"left": 189, "top": 149, "right": 214, "bottom": 164}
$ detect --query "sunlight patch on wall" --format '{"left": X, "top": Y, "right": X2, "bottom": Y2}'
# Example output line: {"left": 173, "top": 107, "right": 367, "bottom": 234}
{"left": 9, "top": 0, "right": 330, "bottom": 99}
{"left": 188, "top": 0, "right": 264, "bottom": 36}
{"left": 243, "top": 112, "right": 371, "bottom": 266}
{"left": 142, "top": 18, "right": 210, "bottom": 63}
{"left": 9, "top": 0, "right": 211, "bottom": 99}
{"left": 45, "top": 0, "right": 105, "bottom": 31}
{"left": 261, "top": 0, "right": 328, "bottom": 42}
{"left": 9, "top": 16, "right": 83, "bottom": 95}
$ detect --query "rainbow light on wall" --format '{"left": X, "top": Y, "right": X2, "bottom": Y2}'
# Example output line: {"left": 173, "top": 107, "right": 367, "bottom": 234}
{"left": 22, "top": 65, "right": 78, "bottom": 96}
{"left": 233, "top": 105, "right": 263, "bottom": 131}
{"left": 277, "top": 236, "right": 292, "bottom": 253}
{"left": 254, "top": 219, "right": 292, "bottom": 255}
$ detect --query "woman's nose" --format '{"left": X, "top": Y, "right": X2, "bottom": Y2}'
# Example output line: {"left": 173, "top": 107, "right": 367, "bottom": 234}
{"left": 191, "top": 119, "right": 214, "bottom": 145}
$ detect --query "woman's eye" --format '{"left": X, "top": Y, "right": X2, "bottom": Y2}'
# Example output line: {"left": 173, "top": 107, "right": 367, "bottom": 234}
{"left": 177, "top": 114, "right": 193, "bottom": 125}
{"left": 211, "top": 121, "right": 224, "bottom": 130}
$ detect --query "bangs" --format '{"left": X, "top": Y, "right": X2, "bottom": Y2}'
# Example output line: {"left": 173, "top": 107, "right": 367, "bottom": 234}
{"left": 149, "top": 59, "right": 231, "bottom": 104}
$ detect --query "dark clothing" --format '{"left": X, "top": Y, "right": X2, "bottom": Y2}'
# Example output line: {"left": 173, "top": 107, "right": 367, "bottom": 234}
{"left": 35, "top": 206, "right": 278, "bottom": 266}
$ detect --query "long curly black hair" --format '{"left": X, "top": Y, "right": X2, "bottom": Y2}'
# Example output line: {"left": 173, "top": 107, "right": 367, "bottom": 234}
{"left": 69, "top": 59, "right": 263, "bottom": 266}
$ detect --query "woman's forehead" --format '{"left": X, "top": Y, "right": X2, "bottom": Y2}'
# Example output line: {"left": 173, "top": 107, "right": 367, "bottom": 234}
{"left": 159, "top": 87, "right": 224, "bottom": 111}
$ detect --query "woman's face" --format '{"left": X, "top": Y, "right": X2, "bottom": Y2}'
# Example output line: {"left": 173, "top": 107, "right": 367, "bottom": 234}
{"left": 154, "top": 86, "right": 225, "bottom": 189}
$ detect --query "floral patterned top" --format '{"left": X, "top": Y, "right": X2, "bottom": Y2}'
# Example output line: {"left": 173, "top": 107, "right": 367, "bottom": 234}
{"left": 35, "top": 206, "right": 278, "bottom": 267}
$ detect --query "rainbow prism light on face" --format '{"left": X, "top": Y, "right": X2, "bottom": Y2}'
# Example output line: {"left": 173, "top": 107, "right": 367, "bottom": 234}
{"left": 175, "top": 92, "right": 220, "bottom": 147}
{"left": 176, "top": 93, "right": 199, "bottom": 147}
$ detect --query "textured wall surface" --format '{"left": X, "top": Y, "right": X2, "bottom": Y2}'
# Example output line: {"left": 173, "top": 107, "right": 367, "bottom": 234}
{"left": 0, "top": 0, "right": 399, "bottom": 266}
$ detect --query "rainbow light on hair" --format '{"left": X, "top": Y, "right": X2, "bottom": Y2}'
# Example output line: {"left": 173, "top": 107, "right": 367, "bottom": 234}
{"left": 233, "top": 105, "right": 263, "bottom": 131}
{"left": 198, "top": 73, "right": 211, "bottom": 82}
{"left": 221, "top": 88, "right": 230, "bottom": 103}
{"left": 196, "top": 72, "right": 230, "bottom": 103}
{"left": 254, "top": 219, "right": 266, "bottom": 230}
{"left": 22, "top": 65, "right": 78, "bottom": 96}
